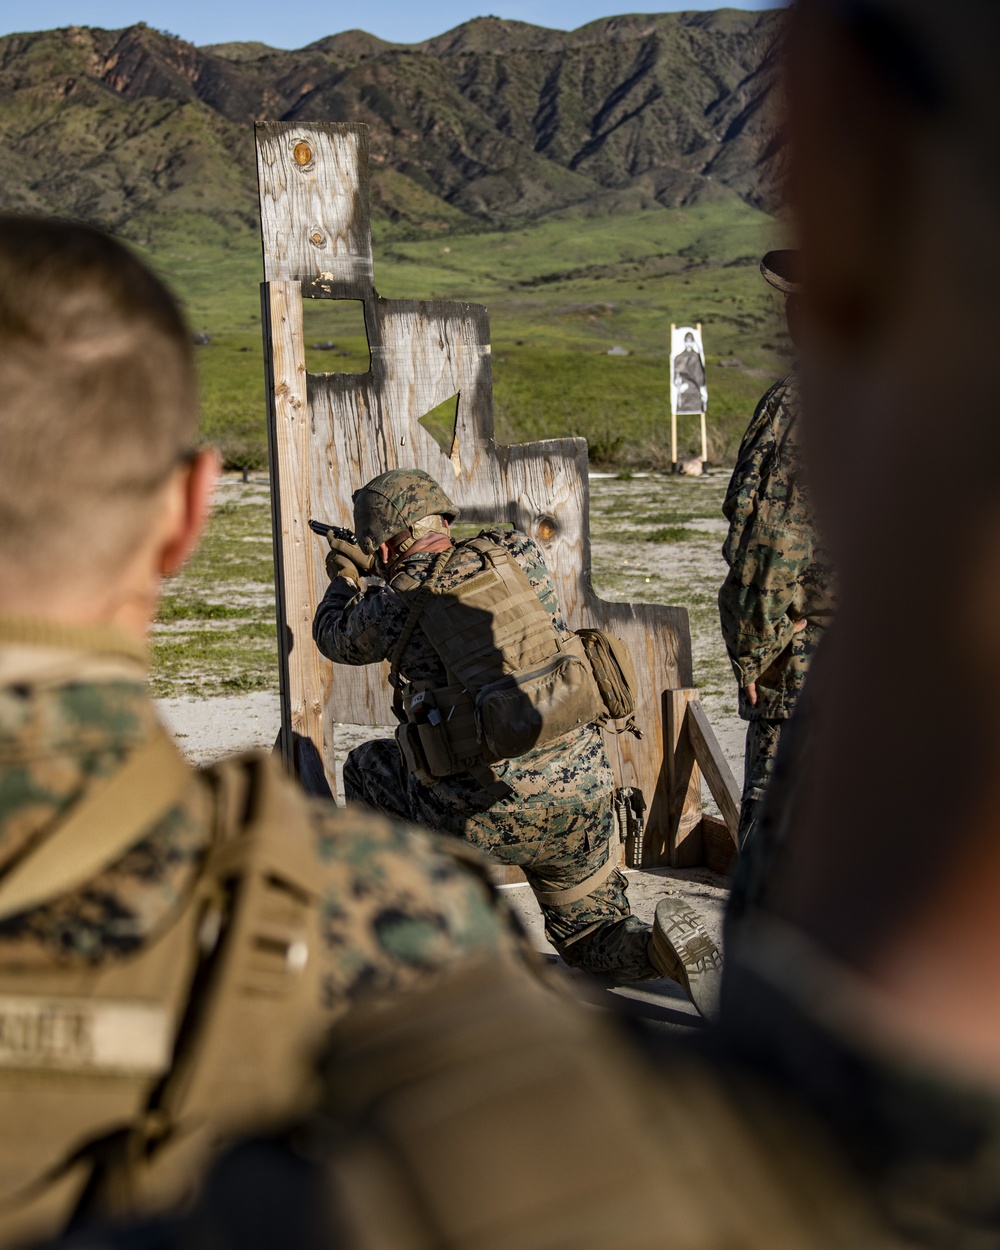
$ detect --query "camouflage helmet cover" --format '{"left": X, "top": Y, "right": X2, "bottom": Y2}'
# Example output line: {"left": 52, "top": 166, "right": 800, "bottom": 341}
{"left": 353, "top": 468, "right": 460, "bottom": 554}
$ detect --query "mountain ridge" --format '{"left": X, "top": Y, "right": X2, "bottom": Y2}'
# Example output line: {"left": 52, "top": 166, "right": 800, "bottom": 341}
{"left": 0, "top": 11, "right": 785, "bottom": 239}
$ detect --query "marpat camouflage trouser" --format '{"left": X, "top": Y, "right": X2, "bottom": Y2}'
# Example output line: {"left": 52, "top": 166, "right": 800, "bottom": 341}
{"left": 737, "top": 717, "right": 784, "bottom": 852}
{"left": 727, "top": 718, "right": 786, "bottom": 954}
{"left": 344, "top": 738, "right": 658, "bottom": 981}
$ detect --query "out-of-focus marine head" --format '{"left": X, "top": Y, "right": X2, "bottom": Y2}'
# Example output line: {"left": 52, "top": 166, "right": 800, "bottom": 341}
{"left": 0, "top": 215, "right": 214, "bottom": 617}
{"left": 770, "top": 0, "right": 1000, "bottom": 1024}
{"left": 353, "top": 468, "right": 459, "bottom": 560}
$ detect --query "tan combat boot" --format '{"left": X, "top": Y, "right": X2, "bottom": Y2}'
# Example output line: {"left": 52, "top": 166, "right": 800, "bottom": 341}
{"left": 649, "top": 897, "right": 723, "bottom": 1020}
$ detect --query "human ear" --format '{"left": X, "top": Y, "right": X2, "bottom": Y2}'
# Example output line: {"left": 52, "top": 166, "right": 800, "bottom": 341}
{"left": 159, "top": 448, "right": 221, "bottom": 577}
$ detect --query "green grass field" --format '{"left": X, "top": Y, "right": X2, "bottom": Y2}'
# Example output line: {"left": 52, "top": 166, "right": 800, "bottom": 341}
{"left": 141, "top": 194, "right": 789, "bottom": 471}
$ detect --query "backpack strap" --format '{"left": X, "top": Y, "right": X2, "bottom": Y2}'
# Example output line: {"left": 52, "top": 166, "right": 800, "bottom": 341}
{"left": 531, "top": 827, "right": 622, "bottom": 908}
{"left": 0, "top": 731, "right": 195, "bottom": 923}
{"left": 388, "top": 547, "right": 457, "bottom": 714}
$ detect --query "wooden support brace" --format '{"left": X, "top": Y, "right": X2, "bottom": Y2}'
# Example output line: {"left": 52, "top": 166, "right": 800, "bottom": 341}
{"left": 261, "top": 280, "right": 333, "bottom": 794}
{"left": 686, "top": 700, "right": 741, "bottom": 838}
{"left": 700, "top": 815, "right": 736, "bottom": 876}
{"left": 666, "top": 688, "right": 703, "bottom": 867}
{"left": 663, "top": 688, "right": 741, "bottom": 873}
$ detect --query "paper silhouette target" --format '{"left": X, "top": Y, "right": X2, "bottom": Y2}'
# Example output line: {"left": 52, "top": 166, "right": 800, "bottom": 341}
{"left": 670, "top": 325, "right": 707, "bottom": 416}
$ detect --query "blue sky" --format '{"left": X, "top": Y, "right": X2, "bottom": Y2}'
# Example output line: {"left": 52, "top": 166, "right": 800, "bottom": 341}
{"left": 3, "top": 1, "right": 780, "bottom": 50}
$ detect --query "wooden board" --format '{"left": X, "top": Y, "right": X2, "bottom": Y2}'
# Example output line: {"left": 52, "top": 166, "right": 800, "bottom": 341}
{"left": 256, "top": 121, "right": 695, "bottom": 865}
{"left": 665, "top": 687, "right": 703, "bottom": 867}
{"left": 686, "top": 699, "right": 741, "bottom": 838}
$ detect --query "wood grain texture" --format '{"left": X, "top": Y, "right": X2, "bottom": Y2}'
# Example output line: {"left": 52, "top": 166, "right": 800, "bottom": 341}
{"left": 261, "top": 281, "right": 334, "bottom": 789}
{"left": 257, "top": 121, "right": 700, "bottom": 860}
{"left": 686, "top": 699, "right": 741, "bottom": 839}
{"left": 665, "top": 687, "right": 703, "bottom": 868}
{"left": 256, "top": 122, "right": 374, "bottom": 298}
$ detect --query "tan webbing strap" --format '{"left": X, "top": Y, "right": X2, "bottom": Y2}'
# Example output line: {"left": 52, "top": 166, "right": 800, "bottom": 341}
{"left": 531, "top": 831, "right": 623, "bottom": 908}
{"left": 468, "top": 763, "right": 515, "bottom": 801}
{"left": 388, "top": 547, "right": 457, "bottom": 696}
{"left": 0, "top": 732, "right": 193, "bottom": 923}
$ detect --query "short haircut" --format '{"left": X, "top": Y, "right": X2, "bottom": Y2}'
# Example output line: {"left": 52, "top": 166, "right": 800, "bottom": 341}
{"left": 0, "top": 216, "right": 197, "bottom": 582}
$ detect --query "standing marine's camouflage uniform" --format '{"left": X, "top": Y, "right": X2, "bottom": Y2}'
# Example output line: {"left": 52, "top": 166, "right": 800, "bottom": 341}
{"left": 719, "top": 369, "right": 836, "bottom": 851}
{"left": 314, "top": 526, "right": 658, "bottom": 982}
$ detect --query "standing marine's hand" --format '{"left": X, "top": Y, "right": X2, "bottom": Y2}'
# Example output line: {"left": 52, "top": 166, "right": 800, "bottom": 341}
{"left": 745, "top": 620, "right": 808, "bottom": 707}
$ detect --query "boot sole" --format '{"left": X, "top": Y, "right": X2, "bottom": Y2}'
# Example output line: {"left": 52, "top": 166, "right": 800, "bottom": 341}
{"left": 651, "top": 897, "right": 723, "bottom": 1020}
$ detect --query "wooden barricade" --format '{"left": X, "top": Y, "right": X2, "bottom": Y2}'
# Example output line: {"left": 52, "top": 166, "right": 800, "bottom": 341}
{"left": 255, "top": 120, "right": 739, "bottom": 871}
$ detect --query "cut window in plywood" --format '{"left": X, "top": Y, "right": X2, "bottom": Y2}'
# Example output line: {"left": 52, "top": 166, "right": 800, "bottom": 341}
{"left": 302, "top": 299, "right": 371, "bottom": 373}
{"left": 417, "top": 393, "right": 461, "bottom": 463}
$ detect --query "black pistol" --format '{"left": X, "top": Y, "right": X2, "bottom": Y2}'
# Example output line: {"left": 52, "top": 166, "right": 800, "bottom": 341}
{"left": 309, "top": 519, "right": 360, "bottom": 545}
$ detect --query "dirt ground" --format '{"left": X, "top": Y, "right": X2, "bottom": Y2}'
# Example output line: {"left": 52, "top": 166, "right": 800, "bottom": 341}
{"left": 156, "top": 470, "right": 743, "bottom": 1027}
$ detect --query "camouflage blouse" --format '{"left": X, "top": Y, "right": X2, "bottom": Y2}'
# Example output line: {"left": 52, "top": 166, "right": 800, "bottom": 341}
{"left": 0, "top": 662, "right": 516, "bottom": 1011}
{"left": 718, "top": 373, "right": 837, "bottom": 720}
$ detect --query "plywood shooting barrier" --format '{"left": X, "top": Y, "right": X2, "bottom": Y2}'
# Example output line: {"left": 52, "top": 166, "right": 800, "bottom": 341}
{"left": 255, "top": 121, "right": 738, "bottom": 871}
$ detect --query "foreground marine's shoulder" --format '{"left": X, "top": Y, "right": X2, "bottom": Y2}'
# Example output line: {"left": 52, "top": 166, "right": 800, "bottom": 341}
{"left": 201, "top": 751, "right": 520, "bottom": 1004}
{"left": 724, "top": 372, "right": 801, "bottom": 522}
{"left": 304, "top": 795, "right": 519, "bottom": 993}
{"left": 767, "top": 370, "right": 799, "bottom": 405}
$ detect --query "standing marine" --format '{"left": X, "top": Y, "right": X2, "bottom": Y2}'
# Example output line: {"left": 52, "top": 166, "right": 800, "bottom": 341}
{"left": 313, "top": 469, "right": 721, "bottom": 1005}
{"left": 718, "top": 250, "right": 837, "bottom": 856}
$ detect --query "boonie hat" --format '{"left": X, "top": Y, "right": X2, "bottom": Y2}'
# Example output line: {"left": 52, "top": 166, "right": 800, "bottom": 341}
{"left": 760, "top": 249, "right": 803, "bottom": 295}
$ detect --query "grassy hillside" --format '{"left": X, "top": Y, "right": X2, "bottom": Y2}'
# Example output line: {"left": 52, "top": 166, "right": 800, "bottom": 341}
{"left": 148, "top": 194, "right": 788, "bottom": 470}
{"left": 0, "top": 13, "right": 783, "bottom": 235}
{"left": 0, "top": 12, "right": 790, "bottom": 464}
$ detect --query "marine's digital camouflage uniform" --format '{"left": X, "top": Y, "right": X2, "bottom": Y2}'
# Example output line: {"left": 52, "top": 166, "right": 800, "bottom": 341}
{"left": 718, "top": 371, "right": 836, "bottom": 851}
{"left": 0, "top": 646, "right": 516, "bottom": 1002}
{"left": 313, "top": 527, "right": 657, "bottom": 981}
{"left": 0, "top": 633, "right": 528, "bottom": 1239}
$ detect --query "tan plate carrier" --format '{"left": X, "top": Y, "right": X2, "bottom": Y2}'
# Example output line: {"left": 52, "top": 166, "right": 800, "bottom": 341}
{"left": 389, "top": 536, "right": 634, "bottom": 786}
{"left": 0, "top": 736, "right": 332, "bottom": 1246}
